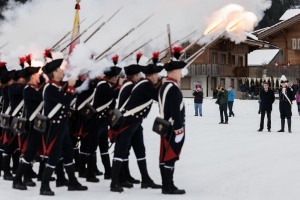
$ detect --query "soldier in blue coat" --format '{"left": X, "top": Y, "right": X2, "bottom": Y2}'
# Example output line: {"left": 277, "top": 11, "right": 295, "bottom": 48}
{"left": 12, "top": 66, "right": 42, "bottom": 190}
{"left": 277, "top": 75, "right": 295, "bottom": 133}
{"left": 158, "top": 47, "right": 186, "bottom": 194}
{"left": 39, "top": 59, "right": 87, "bottom": 196}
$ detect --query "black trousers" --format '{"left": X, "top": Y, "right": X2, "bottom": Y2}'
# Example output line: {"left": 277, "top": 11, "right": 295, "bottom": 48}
{"left": 260, "top": 109, "right": 271, "bottom": 130}
{"left": 113, "top": 122, "right": 141, "bottom": 160}
{"left": 98, "top": 121, "right": 109, "bottom": 155}
{"left": 219, "top": 104, "right": 228, "bottom": 123}
{"left": 44, "top": 122, "right": 74, "bottom": 167}
{"left": 22, "top": 126, "right": 42, "bottom": 162}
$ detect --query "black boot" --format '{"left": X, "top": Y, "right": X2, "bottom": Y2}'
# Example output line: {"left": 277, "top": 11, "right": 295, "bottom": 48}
{"left": 0, "top": 151, "right": 3, "bottom": 176}
{"left": 101, "top": 154, "right": 111, "bottom": 180}
{"left": 40, "top": 167, "right": 55, "bottom": 196}
{"left": 287, "top": 119, "right": 292, "bottom": 133}
{"left": 123, "top": 160, "right": 140, "bottom": 184}
{"left": 86, "top": 155, "right": 99, "bottom": 183}
{"left": 37, "top": 158, "right": 55, "bottom": 181}
{"left": 65, "top": 164, "right": 88, "bottom": 191}
{"left": 3, "top": 154, "right": 13, "bottom": 181}
{"left": 12, "top": 161, "right": 30, "bottom": 190}
{"left": 138, "top": 160, "right": 161, "bottom": 189}
{"left": 55, "top": 160, "right": 69, "bottom": 187}
{"left": 24, "top": 164, "right": 36, "bottom": 187}
{"left": 78, "top": 153, "right": 87, "bottom": 178}
{"left": 119, "top": 165, "right": 133, "bottom": 188}
{"left": 93, "top": 153, "right": 103, "bottom": 176}
{"left": 277, "top": 119, "right": 285, "bottom": 132}
{"left": 162, "top": 167, "right": 185, "bottom": 195}
{"left": 74, "top": 148, "right": 80, "bottom": 172}
{"left": 12, "top": 150, "right": 20, "bottom": 174}
{"left": 110, "top": 160, "right": 123, "bottom": 192}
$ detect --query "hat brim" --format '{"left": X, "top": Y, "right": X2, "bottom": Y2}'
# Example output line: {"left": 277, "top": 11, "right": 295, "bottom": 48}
{"left": 42, "top": 59, "right": 63, "bottom": 74}
{"left": 164, "top": 61, "right": 186, "bottom": 72}
{"left": 142, "top": 64, "right": 163, "bottom": 75}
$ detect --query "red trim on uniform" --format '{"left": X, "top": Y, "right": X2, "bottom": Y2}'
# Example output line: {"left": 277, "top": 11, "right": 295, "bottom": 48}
{"left": 67, "top": 86, "right": 75, "bottom": 94}
{"left": 21, "top": 138, "right": 28, "bottom": 154}
{"left": 174, "top": 128, "right": 184, "bottom": 135}
{"left": 2, "top": 131, "right": 8, "bottom": 144}
{"left": 27, "top": 83, "right": 39, "bottom": 89}
{"left": 162, "top": 137, "right": 178, "bottom": 162}
{"left": 166, "top": 77, "right": 179, "bottom": 84}
{"left": 42, "top": 134, "right": 58, "bottom": 155}
{"left": 49, "top": 80, "right": 61, "bottom": 86}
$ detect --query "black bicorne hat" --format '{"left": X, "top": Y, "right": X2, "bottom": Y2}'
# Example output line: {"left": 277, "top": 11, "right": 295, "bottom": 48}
{"left": 42, "top": 59, "right": 63, "bottom": 74}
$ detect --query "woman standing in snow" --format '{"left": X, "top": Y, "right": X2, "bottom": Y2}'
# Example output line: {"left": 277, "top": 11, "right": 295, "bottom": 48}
{"left": 296, "top": 89, "right": 300, "bottom": 116}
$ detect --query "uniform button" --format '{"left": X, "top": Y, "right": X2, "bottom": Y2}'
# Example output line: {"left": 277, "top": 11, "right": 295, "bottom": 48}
{"left": 53, "top": 120, "right": 56, "bottom": 123}
{"left": 140, "top": 113, "right": 143, "bottom": 115}
{"left": 59, "top": 116, "right": 62, "bottom": 119}
{"left": 61, "top": 111, "right": 64, "bottom": 114}
{"left": 62, "top": 106, "right": 65, "bottom": 108}
{"left": 102, "top": 113, "right": 104, "bottom": 115}
{"left": 144, "top": 109, "right": 146, "bottom": 112}
{"left": 136, "top": 116, "right": 139, "bottom": 118}
{"left": 57, "top": 120, "right": 60, "bottom": 123}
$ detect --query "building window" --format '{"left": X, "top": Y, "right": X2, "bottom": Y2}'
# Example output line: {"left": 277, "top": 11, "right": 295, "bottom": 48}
{"left": 231, "top": 55, "right": 235, "bottom": 65}
{"left": 211, "top": 77, "right": 217, "bottom": 90}
{"left": 220, "top": 78, "right": 225, "bottom": 87}
{"left": 181, "top": 77, "right": 191, "bottom": 90}
{"left": 238, "top": 56, "right": 243, "bottom": 67}
{"left": 212, "top": 52, "right": 218, "bottom": 64}
{"left": 221, "top": 54, "right": 226, "bottom": 64}
{"left": 231, "top": 79, "right": 234, "bottom": 88}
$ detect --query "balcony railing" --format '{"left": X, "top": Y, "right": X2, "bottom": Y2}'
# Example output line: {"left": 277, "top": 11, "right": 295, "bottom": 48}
{"left": 188, "top": 64, "right": 300, "bottom": 78}
{"left": 248, "top": 65, "right": 300, "bottom": 78}
{"left": 188, "top": 64, "right": 248, "bottom": 77}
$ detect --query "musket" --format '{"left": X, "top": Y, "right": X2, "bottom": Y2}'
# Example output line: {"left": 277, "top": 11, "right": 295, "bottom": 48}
{"left": 121, "top": 32, "right": 163, "bottom": 61}
{"left": 95, "top": 13, "right": 154, "bottom": 61}
{"left": 84, "top": 6, "right": 123, "bottom": 44}
{"left": 152, "top": 30, "right": 197, "bottom": 63}
{"left": 60, "top": 15, "right": 104, "bottom": 52}
{"left": 51, "top": 17, "right": 87, "bottom": 50}
{"left": 0, "top": 42, "right": 9, "bottom": 50}
{"left": 167, "top": 24, "right": 173, "bottom": 59}
{"left": 180, "top": 20, "right": 225, "bottom": 59}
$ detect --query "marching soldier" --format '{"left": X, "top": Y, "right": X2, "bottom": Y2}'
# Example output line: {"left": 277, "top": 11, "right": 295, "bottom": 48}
{"left": 118, "top": 52, "right": 163, "bottom": 190}
{"left": 3, "top": 67, "right": 26, "bottom": 181}
{"left": 12, "top": 66, "right": 42, "bottom": 190}
{"left": 110, "top": 54, "right": 143, "bottom": 192}
{"left": 277, "top": 75, "right": 295, "bottom": 133}
{"left": 40, "top": 59, "right": 87, "bottom": 196}
{"left": 91, "top": 55, "right": 122, "bottom": 181}
{"left": 0, "top": 62, "right": 8, "bottom": 176}
{"left": 158, "top": 47, "right": 186, "bottom": 194}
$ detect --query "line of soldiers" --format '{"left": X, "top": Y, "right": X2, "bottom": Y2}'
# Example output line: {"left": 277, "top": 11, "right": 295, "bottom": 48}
{"left": 0, "top": 47, "right": 187, "bottom": 196}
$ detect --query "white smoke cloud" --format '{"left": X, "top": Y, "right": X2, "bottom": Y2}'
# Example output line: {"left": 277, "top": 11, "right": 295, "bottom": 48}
{"left": 0, "top": 0, "right": 271, "bottom": 67}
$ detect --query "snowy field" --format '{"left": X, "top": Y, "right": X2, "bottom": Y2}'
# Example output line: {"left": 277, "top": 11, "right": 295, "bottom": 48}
{"left": 1, "top": 98, "right": 300, "bottom": 200}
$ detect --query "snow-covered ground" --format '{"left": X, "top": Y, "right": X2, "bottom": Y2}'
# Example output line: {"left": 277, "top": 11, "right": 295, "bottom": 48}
{"left": 1, "top": 98, "right": 300, "bottom": 200}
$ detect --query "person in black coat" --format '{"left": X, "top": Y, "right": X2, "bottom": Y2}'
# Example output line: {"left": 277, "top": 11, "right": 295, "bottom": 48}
{"left": 193, "top": 87, "right": 203, "bottom": 116}
{"left": 277, "top": 75, "right": 295, "bottom": 133}
{"left": 257, "top": 82, "right": 275, "bottom": 132}
{"left": 39, "top": 59, "right": 87, "bottom": 196}
{"left": 12, "top": 67, "right": 42, "bottom": 190}
{"left": 158, "top": 47, "right": 186, "bottom": 195}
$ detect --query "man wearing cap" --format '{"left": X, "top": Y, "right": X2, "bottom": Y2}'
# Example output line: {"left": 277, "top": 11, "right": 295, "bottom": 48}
{"left": 39, "top": 59, "right": 87, "bottom": 196}
{"left": 158, "top": 47, "right": 186, "bottom": 195}
{"left": 0, "top": 62, "right": 9, "bottom": 177}
{"left": 12, "top": 66, "right": 42, "bottom": 190}
{"left": 277, "top": 75, "right": 294, "bottom": 133}
{"left": 110, "top": 54, "right": 144, "bottom": 192}
{"left": 114, "top": 53, "right": 163, "bottom": 192}
{"left": 2, "top": 67, "right": 26, "bottom": 181}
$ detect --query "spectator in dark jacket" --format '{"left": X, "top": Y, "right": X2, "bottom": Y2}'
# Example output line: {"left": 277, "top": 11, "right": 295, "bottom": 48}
{"left": 239, "top": 81, "right": 247, "bottom": 99}
{"left": 216, "top": 87, "right": 228, "bottom": 124}
{"left": 291, "top": 81, "right": 299, "bottom": 96}
{"left": 258, "top": 82, "right": 275, "bottom": 132}
{"left": 250, "top": 84, "right": 255, "bottom": 99}
{"left": 193, "top": 87, "right": 203, "bottom": 116}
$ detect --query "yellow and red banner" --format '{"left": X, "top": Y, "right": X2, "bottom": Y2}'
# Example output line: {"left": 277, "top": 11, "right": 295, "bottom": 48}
{"left": 69, "top": 0, "right": 81, "bottom": 55}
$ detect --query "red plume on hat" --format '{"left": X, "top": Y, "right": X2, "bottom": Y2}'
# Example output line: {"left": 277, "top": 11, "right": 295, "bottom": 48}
{"left": 19, "top": 56, "right": 26, "bottom": 68}
{"left": 75, "top": 0, "right": 81, "bottom": 10}
{"left": 0, "top": 62, "right": 6, "bottom": 67}
{"left": 152, "top": 52, "right": 160, "bottom": 65}
{"left": 112, "top": 55, "right": 119, "bottom": 66}
{"left": 136, "top": 52, "right": 143, "bottom": 64}
{"left": 26, "top": 54, "right": 32, "bottom": 66}
{"left": 44, "top": 49, "right": 52, "bottom": 59}
{"left": 172, "top": 46, "right": 183, "bottom": 60}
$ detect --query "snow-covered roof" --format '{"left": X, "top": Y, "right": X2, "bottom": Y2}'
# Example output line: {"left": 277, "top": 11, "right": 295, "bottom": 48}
{"left": 279, "top": 9, "right": 300, "bottom": 21}
{"left": 248, "top": 49, "right": 280, "bottom": 66}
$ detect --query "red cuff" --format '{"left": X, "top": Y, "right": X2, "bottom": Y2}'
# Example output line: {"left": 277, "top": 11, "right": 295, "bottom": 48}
{"left": 174, "top": 128, "right": 184, "bottom": 135}
{"left": 67, "top": 86, "right": 75, "bottom": 95}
